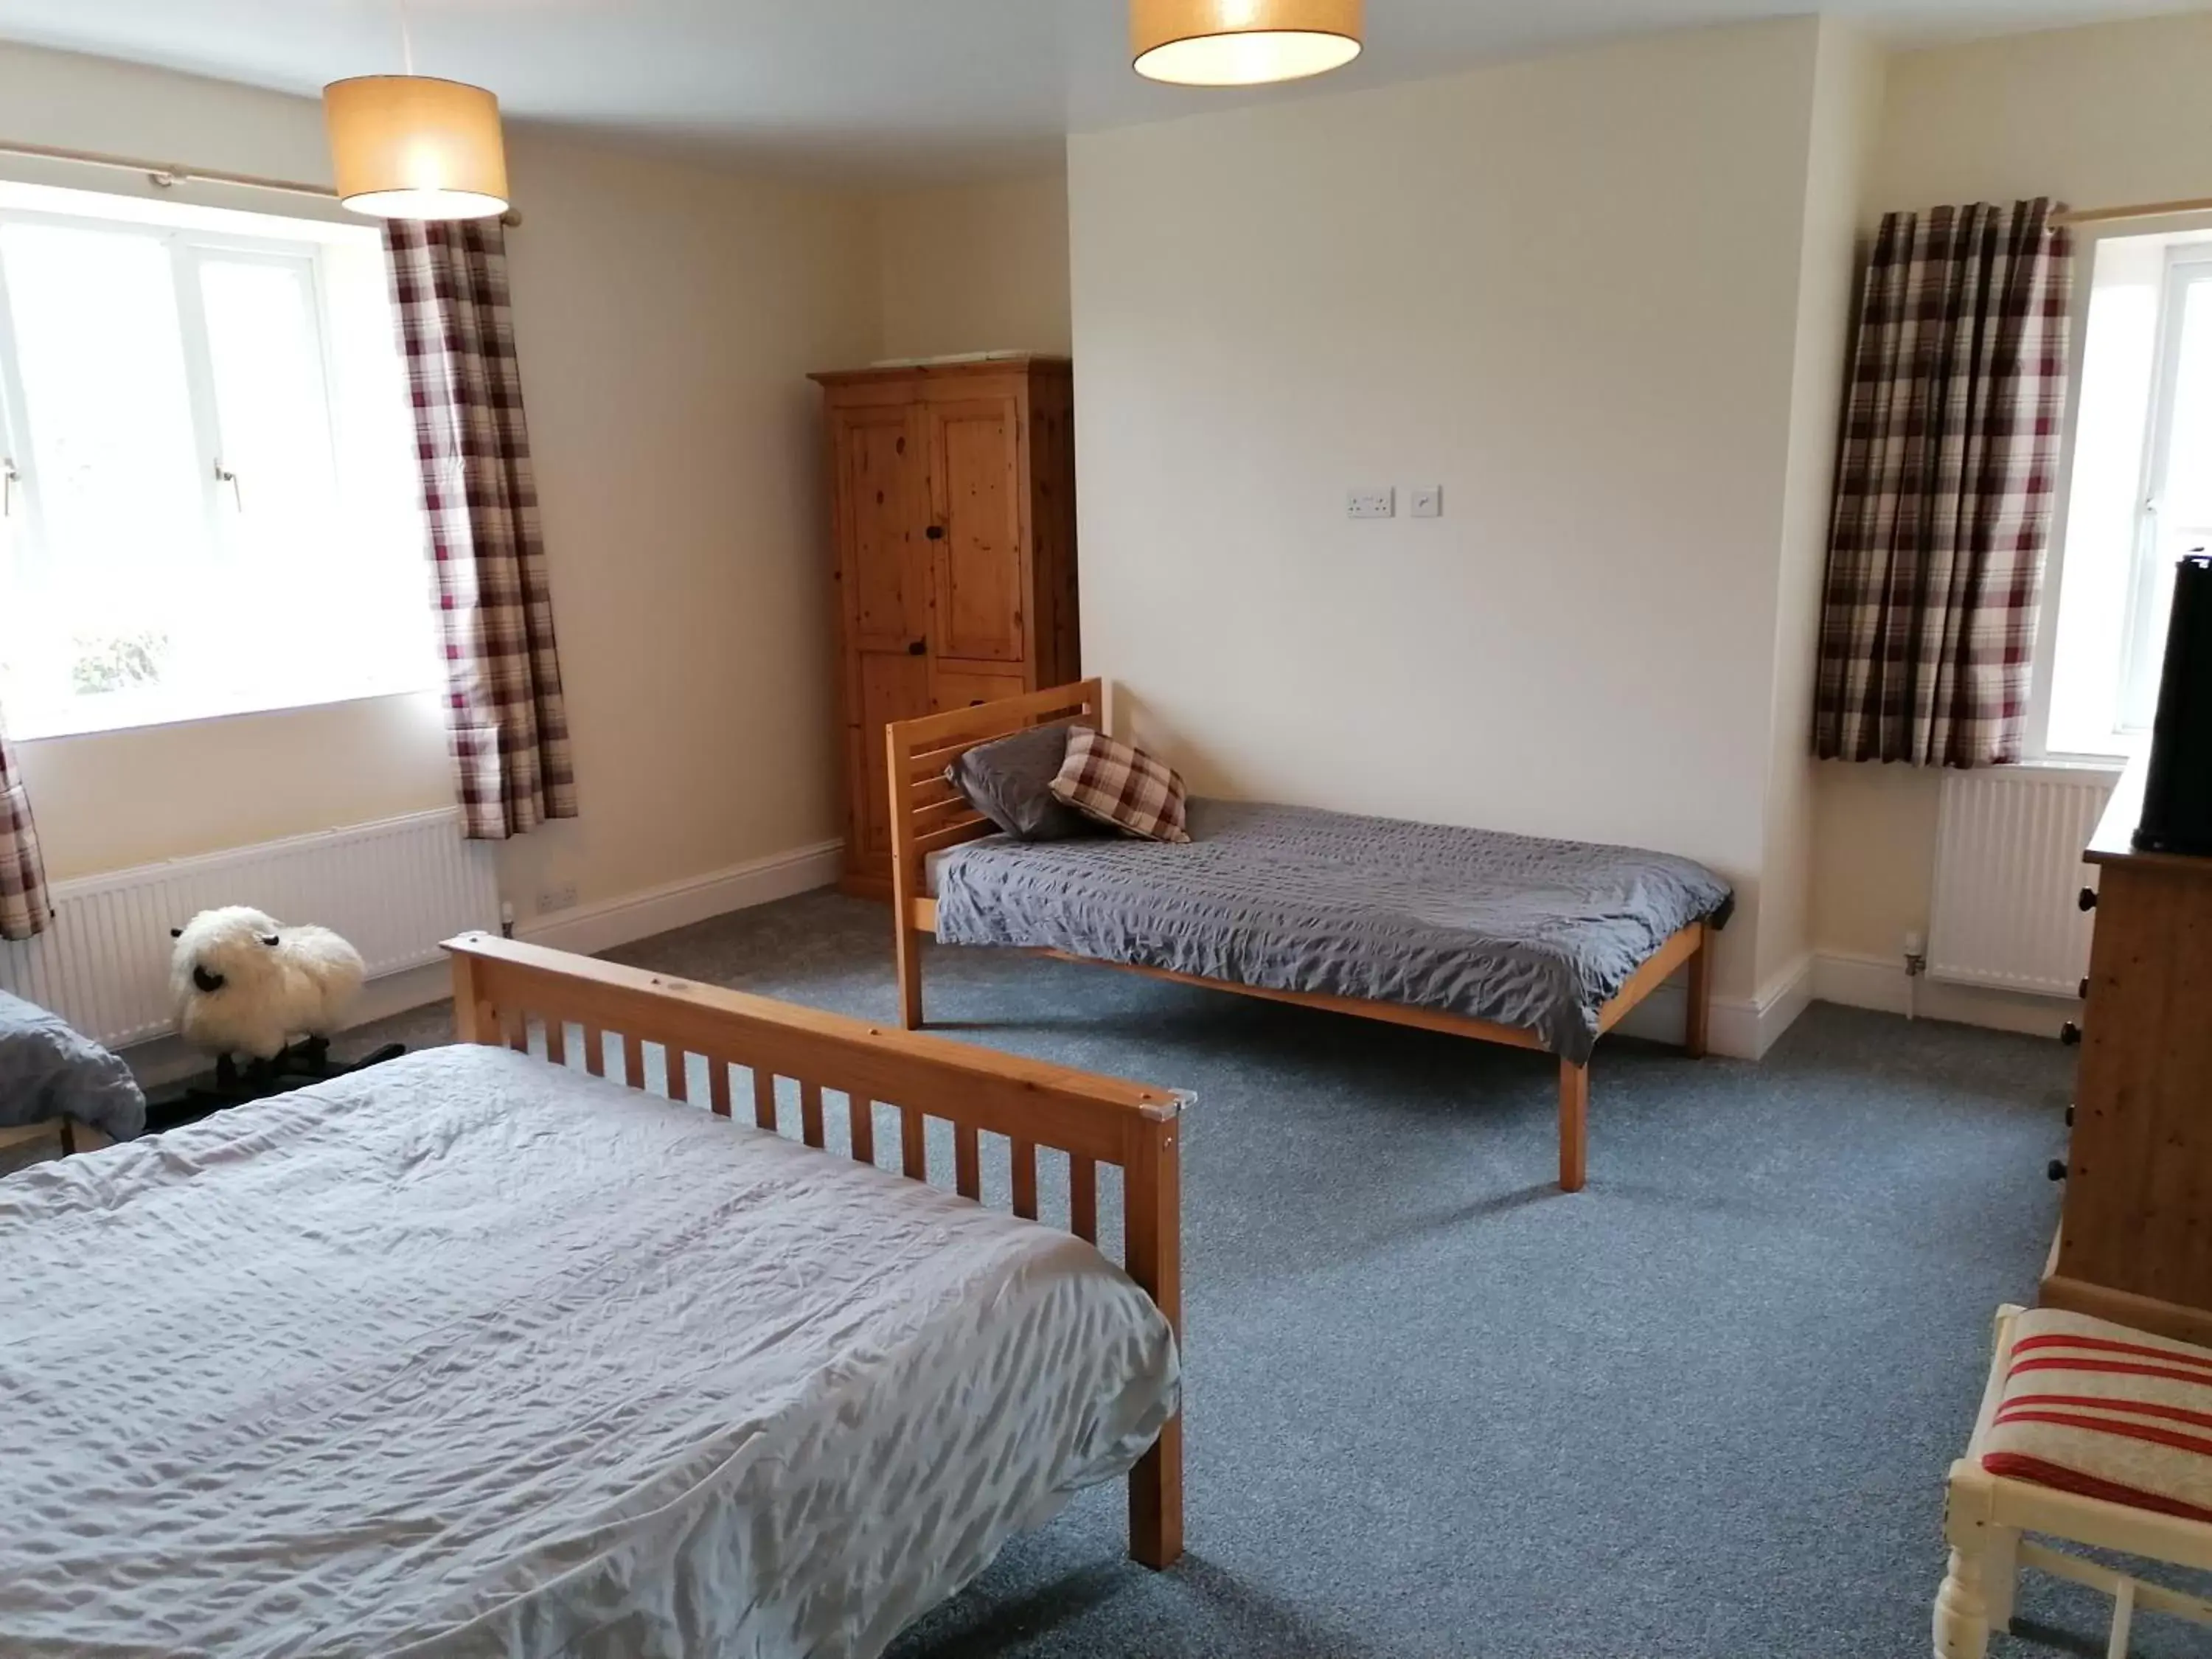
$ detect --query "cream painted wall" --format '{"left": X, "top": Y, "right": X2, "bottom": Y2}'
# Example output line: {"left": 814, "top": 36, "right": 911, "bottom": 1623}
{"left": 1756, "top": 23, "right": 1885, "bottom": 992}
{"left": 1069, "top": 18, "right": 1855, "bottom": 1018}
{"left": 874, "top": 173, "right": 1072, "bottom": 359}
{"left": 1811, "top": 11, "right": 2212, "bottom": 987}
{"left": 481, "top": 128, "right": 874, "bottom": 914}
{"left": 0, "top": 42, "right": 877, "bottom": 919}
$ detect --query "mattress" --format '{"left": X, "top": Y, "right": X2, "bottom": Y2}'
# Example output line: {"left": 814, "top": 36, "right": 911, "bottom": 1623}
{"left": 933, "top": 798, "right": 1733, "bottom": 1063}
{"left": 0, "top": 1046, "right": 1178, "bottom": 1659}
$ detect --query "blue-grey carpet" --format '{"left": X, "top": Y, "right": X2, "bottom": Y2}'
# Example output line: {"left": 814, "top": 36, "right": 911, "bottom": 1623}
{"left": 353, "top": 891, "right": 2182, "bottom": 1659}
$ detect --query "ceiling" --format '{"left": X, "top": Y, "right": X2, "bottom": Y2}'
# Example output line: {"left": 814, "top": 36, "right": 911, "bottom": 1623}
{"left": 0, "top": 0, "right": 2197, "bottom": 181}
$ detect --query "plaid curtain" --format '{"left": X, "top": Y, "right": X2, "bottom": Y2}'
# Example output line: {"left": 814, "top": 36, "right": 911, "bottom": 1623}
{"left": 0, "top": 717, "right": 47, "bottom": 941}
{"left": 383, "top": 219, "right": 577, "bottom": 839}
{"left": 1812, "top": 198, "right": 2073, "bottom": 768}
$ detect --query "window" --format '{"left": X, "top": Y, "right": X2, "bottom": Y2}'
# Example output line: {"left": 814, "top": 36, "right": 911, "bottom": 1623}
{"left": 2044, "top": 228, "right": 2212, "bottom": 757}
{"left": 0, "top": 182, "right": 437, "bottom": 740}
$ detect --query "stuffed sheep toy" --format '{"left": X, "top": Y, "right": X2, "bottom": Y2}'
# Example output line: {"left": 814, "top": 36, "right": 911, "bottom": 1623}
{"left": 168, "top": 907, "right": 366, "bottom": 1062}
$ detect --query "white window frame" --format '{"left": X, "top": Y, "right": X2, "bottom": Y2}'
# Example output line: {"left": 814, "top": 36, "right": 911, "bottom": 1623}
{"left": 2030, "top": 217, "right": 2212, "bottom": 765}
{"left": 0, "top": 207, "right": 341, "bottom": 582}
{"left": 2118, "top": 245, "right": 2212, "bottom": 731}
{"left": 0, "top": 185, "right": 436, "bottom": 740}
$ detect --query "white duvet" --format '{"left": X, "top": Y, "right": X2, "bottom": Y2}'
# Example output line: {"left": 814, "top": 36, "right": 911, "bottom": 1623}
{"left": 0, "top": 1046, "right": 1178, "bottom": 1658}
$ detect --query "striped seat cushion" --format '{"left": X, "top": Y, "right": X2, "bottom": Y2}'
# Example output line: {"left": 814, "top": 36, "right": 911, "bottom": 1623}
{"left": 1983, "top": 1308, "right": 2212, "bottom": 1522}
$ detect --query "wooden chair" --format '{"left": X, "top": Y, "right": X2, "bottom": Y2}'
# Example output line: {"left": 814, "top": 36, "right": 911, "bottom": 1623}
{"left": 1937, "top": 1304, "right": 2212, "bottom": 1658}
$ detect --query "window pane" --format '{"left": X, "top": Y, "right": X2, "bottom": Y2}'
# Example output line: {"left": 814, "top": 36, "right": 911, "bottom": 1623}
{"left": 2158, "top": 276, "right": 2212, "bottom": 527}
{"left": 2126, "top": 270, "right": 2212, "bottom": 727}
{"left": 192, "top": 249, "right": 437, "bottom": 715}
{"left": 199, "top": 256, "right": 338, "bottom": 563}
{"left": 0, "top": 221, "right": 206, "bottom": 724}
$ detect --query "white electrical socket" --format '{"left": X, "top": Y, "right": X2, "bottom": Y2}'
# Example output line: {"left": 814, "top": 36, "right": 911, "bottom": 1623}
{"left": 536, "top": 883, "right": 580, "bottom": 915}
{"left": 1410, "top": 486, "right": 1443, "bottom": 519}
{"left": 1346, "top": 487, "right": 1396, "bottom": 520}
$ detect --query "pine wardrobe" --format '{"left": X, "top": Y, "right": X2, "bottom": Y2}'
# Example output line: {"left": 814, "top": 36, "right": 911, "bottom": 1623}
{"left": 809, "top": 355, "right": 1079, "bottom": 896}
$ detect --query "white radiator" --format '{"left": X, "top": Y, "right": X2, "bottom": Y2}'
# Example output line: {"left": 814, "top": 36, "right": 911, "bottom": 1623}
{"left": 1929, "top": 766, "right": 2119, "bottom": 998}
{"left": 0, "top": 809, "right": 498, "bottom": 1051}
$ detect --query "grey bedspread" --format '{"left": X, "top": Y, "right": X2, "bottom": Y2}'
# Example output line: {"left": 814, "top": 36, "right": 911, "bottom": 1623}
{"left": 934, "top": 799, "right": 1733, "bottom": 1063}
{"left": 0, "top": 989, "right": 145, "bottom": 1139}
{"left": 0, "top": 1046, "right": 1177, "bottom": 1658}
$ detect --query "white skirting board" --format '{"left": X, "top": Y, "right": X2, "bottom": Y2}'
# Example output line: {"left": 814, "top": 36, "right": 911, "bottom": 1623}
{"left": 1607, "top": 953, "right": 1812, "bottom": 1062}
{"left": 515, "top": 840, "right": 845, "bottom": 956}
{"left": 1812, "top": 950, "right": 2077, "bottom": 1039}
{"left": 1612, "top": 950, "right": 2078, "bottom": 1057}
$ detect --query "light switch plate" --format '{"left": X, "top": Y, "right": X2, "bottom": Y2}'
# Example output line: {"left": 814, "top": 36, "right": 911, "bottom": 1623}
{"left": 1411, "top": 486, "right": 1443, "bottom": 519}
{"left": 1347, "top": 487, "right": 1396, "bottom": 520}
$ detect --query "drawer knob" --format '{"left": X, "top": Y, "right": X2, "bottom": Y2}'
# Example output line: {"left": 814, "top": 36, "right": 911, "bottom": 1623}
{"left": 2065, "top": 1104, "right": 2076, "bottom": 1127}
{"left": 2060, "top": 1020, "right": 2083, "bottom": 1047}
{"left": 2079, "top": 886, "right": 2098, "bottom": 912}
{"left": 925, "top": 524, "right": 946, "bottom": 540}
{"left": 906, "top": 639, "right": 928, "bottom": 656}
{"left": 2048, "top": 1159, "right": 2069, "bottom": 1182}
{"left": 2079, "top": 977, "right": 2090, "bottom": 1000}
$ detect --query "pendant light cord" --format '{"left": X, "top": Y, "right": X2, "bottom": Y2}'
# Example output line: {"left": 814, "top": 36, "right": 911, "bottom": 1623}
{"left": 396, "top": 0, "right": 417, "bottom": 75}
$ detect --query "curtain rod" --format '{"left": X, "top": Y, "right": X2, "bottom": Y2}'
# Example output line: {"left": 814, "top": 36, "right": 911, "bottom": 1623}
{"left": 2052, "top": 195, "right": 2212, "bottom": 229}
{"left": 0, "top": 136, "right": 522, "bottom": 226}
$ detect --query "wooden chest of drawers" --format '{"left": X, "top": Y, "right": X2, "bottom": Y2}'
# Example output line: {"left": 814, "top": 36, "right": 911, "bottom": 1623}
{"left": 2040, "top": 761, "right": 2212, "bottom": 1346}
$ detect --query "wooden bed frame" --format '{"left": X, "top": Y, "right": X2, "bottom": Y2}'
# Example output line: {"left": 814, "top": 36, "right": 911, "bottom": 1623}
{"left": 884, "top": 679, "right": 1713, "bottom": 1195}
{"left": 442, "top": 931, "right": 1186, "bottom": 1571}
{"left": 1, "top": 1119, "right": 110, "bottom": 1158}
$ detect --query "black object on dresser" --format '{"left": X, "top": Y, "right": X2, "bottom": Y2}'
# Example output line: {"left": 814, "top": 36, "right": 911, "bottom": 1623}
{"left": 2135, "top": 552, "right": 2212, "bottom": 855}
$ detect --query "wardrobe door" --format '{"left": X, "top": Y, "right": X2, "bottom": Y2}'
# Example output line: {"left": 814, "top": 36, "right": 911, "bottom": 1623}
{"left": 832, "top": 402, "right": 931, "bottom": 655}
{"left": 851, "top": 653, "right": 931, "bottom": 860}
{"left": 829, "top": 399, "right": 933, "bottom": 872}
{"left": 931, "top": 663, "right": 1027, "bottom": 712}
{"left": 925, "top": 393, "right": 1028, "bottom": 666}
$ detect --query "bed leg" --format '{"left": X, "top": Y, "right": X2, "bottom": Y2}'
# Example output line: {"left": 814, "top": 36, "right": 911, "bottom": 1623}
{"left": 1124, "top": 1113, "right": 1183, "bottom": 1569}
{"left": 894, "top": 915, "right": 922, "bottom": 1031}
{"left": 1130, "top": 1416, "right": 1184, "bottom": 1569}
{"left": 1684, "top": 922, "right": 1711, "bottom": 1060}
{"left": 1558, "top": 1060, "right": 1588, "bottom": 1193}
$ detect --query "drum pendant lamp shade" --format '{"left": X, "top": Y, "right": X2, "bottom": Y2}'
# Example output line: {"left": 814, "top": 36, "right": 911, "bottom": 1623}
{"left": 324, "top": 75, "right": 509, "bottom": 220}
{"left": 1131, "top": 0, "right": 1363, "bottom": 86}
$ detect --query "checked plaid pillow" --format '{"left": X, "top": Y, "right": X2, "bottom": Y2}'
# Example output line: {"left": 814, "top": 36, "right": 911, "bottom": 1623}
{"left": 1049, "top": 726, "right": 1191, "bottom": 844}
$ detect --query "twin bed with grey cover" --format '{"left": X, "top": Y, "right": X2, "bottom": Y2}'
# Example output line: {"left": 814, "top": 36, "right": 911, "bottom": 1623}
{"left": 0, "top": 987, "right": 146, "bottom": 1152}
{"left": 888, "top": 681, "right": 1733, "bottom": 1194}
{"left": 0, "top": 936, "right": 1186, "bottom": 1659}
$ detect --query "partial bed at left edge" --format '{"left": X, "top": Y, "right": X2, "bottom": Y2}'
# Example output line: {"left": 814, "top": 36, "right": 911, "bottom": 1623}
{"left": 0, "top": 932, "right": 1187, "bottom": 1659}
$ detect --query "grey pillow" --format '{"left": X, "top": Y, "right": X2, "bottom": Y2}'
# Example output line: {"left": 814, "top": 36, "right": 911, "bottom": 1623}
{"left": 0, "top": 990, "right": 147, "bottom": 1142}
{"left": 948, "top": 726, "right": 1101, "bottom": 841}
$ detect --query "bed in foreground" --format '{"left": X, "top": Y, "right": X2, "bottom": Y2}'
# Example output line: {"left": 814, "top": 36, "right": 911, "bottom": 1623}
{"left": 0, "top": 936, "right": 1185, "bottom": 1659}
{"left": 887, "top": 681, "right": 1732, "bottom": 1194}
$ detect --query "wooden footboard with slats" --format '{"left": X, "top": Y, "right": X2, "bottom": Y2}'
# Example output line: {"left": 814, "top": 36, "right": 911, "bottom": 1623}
{"left": 441, "top": 930, "right": 1186, "bottom": 1569}
{"left": 883, "top": 679, "right": 1714, "bottom": 1194}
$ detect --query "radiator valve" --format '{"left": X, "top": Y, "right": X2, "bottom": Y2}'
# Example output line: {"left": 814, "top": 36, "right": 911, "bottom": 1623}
{"left": 1903, "top": 930, "right": 1927, "bottom": 980}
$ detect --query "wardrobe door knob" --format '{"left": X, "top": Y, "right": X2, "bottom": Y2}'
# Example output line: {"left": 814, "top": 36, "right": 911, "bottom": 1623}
{"left": 2060, "top": 1021, "right": 2083, "bottom": 1047}
{"left": 906, "top": 639, "right": 928, "bottom": 656}
{"left": 2079, "top": 887, "right": 2099, "bottom": 912}
{"left": 924, "top": 524, "right": 946, "bottom": 540}
{"left": 2048, "top": 1159, "right": 2069, "bottom": 1182}
{"left": 2079, "top": 977, "right": 2090, "bottom": 1001}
